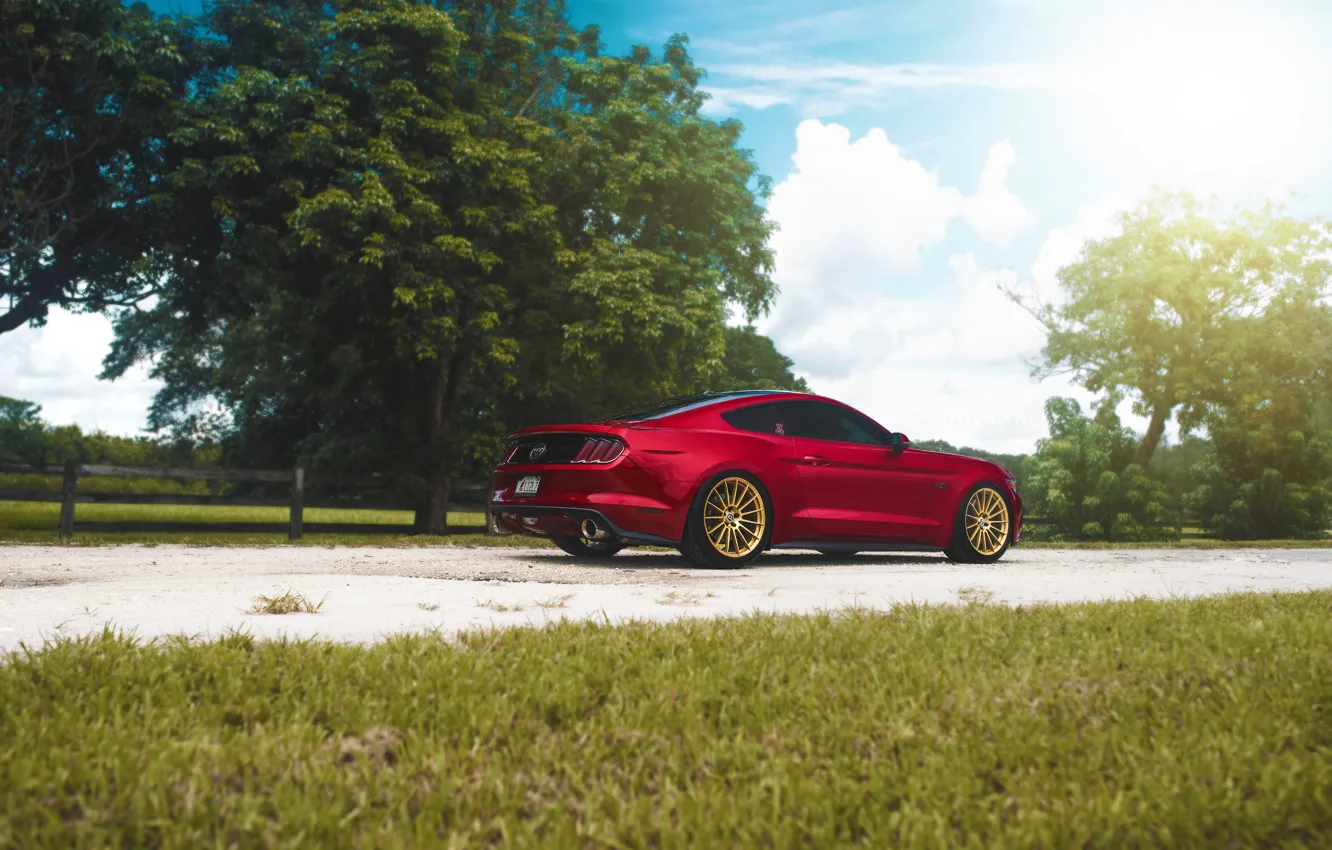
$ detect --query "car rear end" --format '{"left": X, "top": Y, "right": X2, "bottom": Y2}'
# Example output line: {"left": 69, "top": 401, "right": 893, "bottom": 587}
{"left": 488, "top": 423, "right": 689, "bottom": 546}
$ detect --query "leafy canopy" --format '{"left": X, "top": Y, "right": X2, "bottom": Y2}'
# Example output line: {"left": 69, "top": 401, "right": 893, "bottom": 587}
{"left": 104, "top": 0, "right": 778, "bottom": 530}
{"left": 1007, "top": 192, "right": 1332, "bottom": 468}
{"left": 0, "top": 0, "right": 198, "bottom": 334}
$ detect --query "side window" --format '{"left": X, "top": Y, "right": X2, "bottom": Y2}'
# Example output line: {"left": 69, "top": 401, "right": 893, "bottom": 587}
{"left": 722, "top": 402, "right": 787, "bottom": 436}
{"left": 840, "top": 409, "right": 890, "bottom": 446}
{"left": 779, "top": 401, "right": 889, "bottom": 446}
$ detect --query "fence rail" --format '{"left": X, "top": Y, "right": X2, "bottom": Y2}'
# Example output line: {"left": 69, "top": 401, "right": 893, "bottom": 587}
{"left": 0, "top": 462, "right": 490, "bottom": 540}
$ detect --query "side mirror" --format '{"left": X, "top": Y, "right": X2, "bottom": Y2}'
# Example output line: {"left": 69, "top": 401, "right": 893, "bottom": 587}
{"left": 889, "top": 432, "right": 910, "bottom": 455}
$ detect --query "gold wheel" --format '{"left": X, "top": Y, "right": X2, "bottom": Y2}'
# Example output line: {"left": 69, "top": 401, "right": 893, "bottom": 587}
{"left": 702, "top": 476, "right": 767, "bottom": 558}
{"left": 964, "top": 487, "right": 1010, "bottom": 556}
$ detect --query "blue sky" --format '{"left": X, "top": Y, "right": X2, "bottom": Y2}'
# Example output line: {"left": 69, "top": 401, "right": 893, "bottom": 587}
{"left": 4, "top": 0, "right": 1331, "bottom": 451}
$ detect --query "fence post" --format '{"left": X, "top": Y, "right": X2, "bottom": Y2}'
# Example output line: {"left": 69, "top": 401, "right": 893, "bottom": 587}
{"left": 289, "top": 467, "right": 304, "bottom": 541}
{"left": 1175, "top": 515, "right": 1183, "bottom": 542}
{"left": 58, "top": 460, "right": 78, "bottom": 539}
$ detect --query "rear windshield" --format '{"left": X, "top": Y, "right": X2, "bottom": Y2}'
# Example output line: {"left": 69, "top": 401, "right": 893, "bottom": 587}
{"left": 596, "top": 394, "right": 724, "bottom": 422}
{"left": 596, "top": 392, "right": 785, "bottom": 423}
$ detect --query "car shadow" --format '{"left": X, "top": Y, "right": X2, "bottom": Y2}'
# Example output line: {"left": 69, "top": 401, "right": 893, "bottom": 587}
{"left": 511, "top": 550, "right": 949, "bottom": 570}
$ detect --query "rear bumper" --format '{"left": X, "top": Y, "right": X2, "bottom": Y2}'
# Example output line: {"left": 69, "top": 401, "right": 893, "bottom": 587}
{"left": 488, "top": 504, "right": 679, "bottom": 546}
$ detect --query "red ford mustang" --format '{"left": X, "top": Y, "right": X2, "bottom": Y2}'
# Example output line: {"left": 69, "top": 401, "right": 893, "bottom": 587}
{"left": 488, "top": 390, "right": 1022, "bottom": 568}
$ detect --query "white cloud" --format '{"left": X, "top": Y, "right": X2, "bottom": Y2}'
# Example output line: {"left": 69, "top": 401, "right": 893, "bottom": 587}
{"left": 0, "top": 308, "right": 161, "bottom": 436}
{"left": 764, "top": 251, "right": 1085, "bottom": 455}
{"left": 699, "top": 60, "right": 1054, "bottom": 118}
{"left": 755, "top": 122, "right": 1129, "bottom": 452}
{"left": 1026, "top": 196, "right": 1129, "bottom": 305}
{"left": 700, "top": 86, "right": 792, "bottom": 117}
{"left": 760, "top": 120, "right": 1030, "bottom": 349}
{"left": 711, "top": 61, "right": 1043, "bottom": 90}
{"left": 961, "top": 141, "right": 1033, "bottom": 247}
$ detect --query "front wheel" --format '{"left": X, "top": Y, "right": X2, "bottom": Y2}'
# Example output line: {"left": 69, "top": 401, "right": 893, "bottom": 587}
{"left": 680, "top": 472, "right": 772, "bottom": 569}
{"left": 551, "top": 534, "right": 624, "bottom": 559}
{"left": 944, "top": 484, "right": 1013, "bottom": 564}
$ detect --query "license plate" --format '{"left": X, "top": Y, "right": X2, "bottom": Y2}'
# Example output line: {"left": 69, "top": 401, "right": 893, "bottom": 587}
{"left": 515, "top": 476, "right": 541, "bottom": 496}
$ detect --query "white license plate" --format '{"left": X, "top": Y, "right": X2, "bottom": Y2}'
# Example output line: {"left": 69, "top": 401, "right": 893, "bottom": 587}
{"left": 515, "top": 476, "right": 541, "bottom": 496}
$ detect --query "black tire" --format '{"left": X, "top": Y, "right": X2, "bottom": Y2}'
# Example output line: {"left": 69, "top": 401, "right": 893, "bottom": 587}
{"left": 551, "top": 533, "right": 624, "bottom": 559}
{"left": 680, "top": 471, "right": 773, "bottom": 569}
{"left": 944, "top": 483, "right": 1013, "bottom": 564}
{"left": 815, "top": 549, "right": 860, "bottom": 559}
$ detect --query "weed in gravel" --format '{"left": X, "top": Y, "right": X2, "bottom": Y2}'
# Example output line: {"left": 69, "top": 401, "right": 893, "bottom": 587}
{"left": 247, "top": 591, "right": 326, "bottom": 615}
{"left": 476, "top": 598, "right": 523, "bottom": 613}
{"left": 418, "top": 603, "right": 441, "bottom": 612}
{"left": 535, "top": 594, "right": 575, "bottom": 609}
{"left": 956, "top": 586, "right": 996, "bottom": 606}
{"left": 657, "top": 591, "right": 708, "bottom": 606}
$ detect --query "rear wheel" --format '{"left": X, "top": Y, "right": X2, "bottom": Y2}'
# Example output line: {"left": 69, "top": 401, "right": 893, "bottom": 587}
{"left": 680, "top": 472, "right": 772, "bottom": 569}
{"left": 551, "top": 534, "right": 624, "bottom": 559}
{"left": 944, "top": 484, "right": 1012, "bottom": 564}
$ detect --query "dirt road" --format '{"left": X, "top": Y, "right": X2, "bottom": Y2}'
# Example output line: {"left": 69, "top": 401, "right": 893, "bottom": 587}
{"left": 3, "top": 544, "right": 1329, "bottom": 649}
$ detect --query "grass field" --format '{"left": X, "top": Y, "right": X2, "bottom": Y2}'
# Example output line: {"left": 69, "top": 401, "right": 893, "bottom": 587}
{"left": 1, "top": 591, "right": 1329, "bottom": 846}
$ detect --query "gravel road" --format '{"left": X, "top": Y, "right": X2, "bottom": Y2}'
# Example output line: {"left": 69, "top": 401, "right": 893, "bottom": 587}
{"left": 3, "top": 544, "right": 1330, "bottom": 650}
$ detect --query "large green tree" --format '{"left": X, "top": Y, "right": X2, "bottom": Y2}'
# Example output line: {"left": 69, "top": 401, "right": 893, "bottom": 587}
{"left": 105, "top": 0, "right": 776, "bottom": 532}
{"left": 0, "top": 0, "right": 197, "bottom": 334}
{"left": 1007, "top": 192, "right": 1332, "bottom": 468}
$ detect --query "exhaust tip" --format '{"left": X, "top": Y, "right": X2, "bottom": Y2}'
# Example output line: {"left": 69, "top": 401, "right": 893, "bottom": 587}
{"left": 581, "top": 518, "right": 607, "bottom": 541}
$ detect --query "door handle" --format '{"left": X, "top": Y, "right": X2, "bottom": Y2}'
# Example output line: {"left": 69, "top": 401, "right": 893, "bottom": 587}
{"left": 802, "top": 455, "right": 830, "bottom": 466}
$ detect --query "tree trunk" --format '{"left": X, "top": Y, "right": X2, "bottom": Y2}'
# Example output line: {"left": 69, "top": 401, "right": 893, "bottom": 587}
{"left": 414, "top": 345, "right": 468, "bottom": 535}
{"left": 1133, "top": 404, "right": 1171, "bottom": 469}
{"left": 419, "top": 459, "right": 452, "bottom": 535}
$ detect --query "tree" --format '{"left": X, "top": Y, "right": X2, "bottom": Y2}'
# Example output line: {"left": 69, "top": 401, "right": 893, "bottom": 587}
{"left": 718, "top": 325, "right": 808, "bottom": 392}
{"left": 104, "top": 0, "right": 776, "bottom": 532}
{"left": 1019, "top": 397, "right": 1171, "bottom": 542}
{"left": 0, "top": 394, "right": 215, "bottom": 470}
{"left": 909, "top": 439, "right": 1025, "bottom": 475}
{"left": 1006, "top": 192, "right": 1332, "bottom": 468}
{"left": 1183, "top": 328, "right": 1332, "bottom": 539}
{"left": 0, "top": 0, "right": 197, "bottom": 334}
{"left": 0, "top": 395, "right": 45, "bottom": 463}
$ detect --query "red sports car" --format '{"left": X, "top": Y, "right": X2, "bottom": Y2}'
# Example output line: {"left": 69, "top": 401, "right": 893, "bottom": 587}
{"left": 488, "top": 390, "right": 1021, "bottom": 568}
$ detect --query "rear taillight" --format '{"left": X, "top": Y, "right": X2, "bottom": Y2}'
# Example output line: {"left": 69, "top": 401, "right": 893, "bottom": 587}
{"left": 573, "top": 437, "right": 624, "bottom": 463}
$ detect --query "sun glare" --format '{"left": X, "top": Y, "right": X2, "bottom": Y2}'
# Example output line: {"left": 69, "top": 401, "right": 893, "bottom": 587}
{"left": 1063, "top": 1, "right": 1326, "bottom": 191}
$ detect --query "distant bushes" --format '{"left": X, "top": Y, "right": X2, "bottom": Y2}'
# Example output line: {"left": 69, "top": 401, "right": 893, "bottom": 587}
{"left": 0, "top": 395, "right": 218, "bottom": 493}
{"left": 1017, "top": 398, "right": 1173, "bottom": 543}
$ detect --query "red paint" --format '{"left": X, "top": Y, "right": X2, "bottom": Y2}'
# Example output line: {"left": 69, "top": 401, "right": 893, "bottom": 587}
{"left": 490, "top": 391, "right": 1022, "bottom": 552}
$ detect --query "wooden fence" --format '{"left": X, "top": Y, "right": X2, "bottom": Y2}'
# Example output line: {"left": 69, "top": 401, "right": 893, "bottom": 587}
{"left": 0, "top": 462, "right": 490, "bottom": 540}
{"left": 1, "top": 462, "right": 1246, "bottom": 542}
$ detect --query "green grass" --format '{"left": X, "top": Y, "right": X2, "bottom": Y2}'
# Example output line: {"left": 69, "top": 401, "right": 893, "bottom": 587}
{"left": 2, "top": 592, "right": 1330, "bottom": 847}
{"left": 1020, "top": 538, "right": 1332, "bottom": 549}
